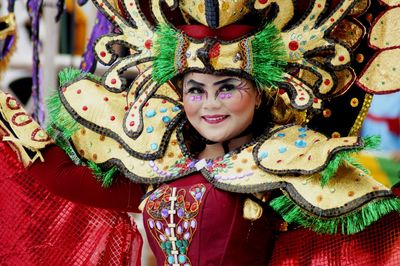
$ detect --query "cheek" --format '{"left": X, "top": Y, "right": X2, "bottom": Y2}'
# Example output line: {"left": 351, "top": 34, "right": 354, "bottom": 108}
{"left": 228, "top": 94, "right": 255, "bottom": 113}
{"left": 183, "top": 99, "right": 199, "bottom": 118}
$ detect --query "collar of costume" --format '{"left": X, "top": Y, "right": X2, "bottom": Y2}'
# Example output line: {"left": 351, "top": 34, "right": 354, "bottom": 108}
{"left": 43, "top": 0, "right": 400, "bottom": 234}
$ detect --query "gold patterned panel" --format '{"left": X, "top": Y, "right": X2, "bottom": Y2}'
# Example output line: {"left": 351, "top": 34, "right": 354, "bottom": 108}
{"left": 357, "top": 49, "right": 400, "bottom": 94}
{"left": 256, "top": 125, "right": 360, "bottom": 173}
{"left": 369, "top": 7, "right": 400, "bottom": 49}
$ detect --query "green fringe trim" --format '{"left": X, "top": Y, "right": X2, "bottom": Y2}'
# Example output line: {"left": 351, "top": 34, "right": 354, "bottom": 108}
{"left": 320, "top": 135, "right": 381, "bottom": 187}
{"left": 46, "top": 91, "right": 80, "bottom": 140}
{"left": 47, "top": 67, "right": 102, "bottom": 139}
{"left": 251, "top": 23, "right": 287, "bottom": 88}
{"left": 87, "top": 161, "right": 118, "bottom": 187}
{"left": 270, "top": 194, "right": 400, "bottom": 235}
{"left": 58, "top": 67, "right": 100, "bottom": 87}
{"left": 152, "top": 24, "right": 179, "bottom": 84}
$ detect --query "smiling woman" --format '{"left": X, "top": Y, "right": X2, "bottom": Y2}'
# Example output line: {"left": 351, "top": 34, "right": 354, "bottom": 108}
{"left": 183, "top": 73, "right": 260, "bottom": 155}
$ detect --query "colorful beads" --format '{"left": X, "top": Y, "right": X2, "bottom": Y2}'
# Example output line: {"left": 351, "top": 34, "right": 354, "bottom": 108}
{"left": 295, "top": 139, "right": 307, "bottom": 148}
{"left": 146, "top": 126, "right": 154, "bottom": 133}
{"left": 162, "top": 116, "right": 171, "bottom": 123}
{"left": 146, "top": 109, "right": 156, "bottom": 118}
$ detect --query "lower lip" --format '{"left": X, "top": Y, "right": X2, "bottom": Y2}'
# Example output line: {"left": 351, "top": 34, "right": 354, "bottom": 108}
{"left": 202, "top": 116, "right": 228, "bottom": 124}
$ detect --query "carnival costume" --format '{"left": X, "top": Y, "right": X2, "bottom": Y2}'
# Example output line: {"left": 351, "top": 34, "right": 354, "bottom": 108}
{"left": 1, "top": 0, "right": 400, "bottom": 265}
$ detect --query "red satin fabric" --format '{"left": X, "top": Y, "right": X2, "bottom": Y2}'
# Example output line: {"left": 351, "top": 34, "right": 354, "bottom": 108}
{"left": 0, "top": 142, "right": 143, "bottom": 265}
{"left": 178, "top": 24, "right": 255, "bottom": 41}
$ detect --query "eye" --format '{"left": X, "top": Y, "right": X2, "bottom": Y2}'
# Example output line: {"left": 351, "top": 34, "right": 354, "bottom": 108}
{"left": 218, "top": 84, "right": 236, "bottom": 93}
{"left": 185, "top": 87, "right": 204, "bottom": 94}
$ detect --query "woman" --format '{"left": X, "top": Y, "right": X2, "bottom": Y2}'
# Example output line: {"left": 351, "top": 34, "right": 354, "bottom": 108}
{"left": 2, "top": 0, "right": 400, "bottom": 265}
{"left": 25, "top": 72, "right": 277, "bottom": 264}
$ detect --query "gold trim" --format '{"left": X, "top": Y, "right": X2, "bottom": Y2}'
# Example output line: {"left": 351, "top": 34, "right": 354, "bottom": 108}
{"left": 348, "top": 93, "right": 373, "bottom": 136}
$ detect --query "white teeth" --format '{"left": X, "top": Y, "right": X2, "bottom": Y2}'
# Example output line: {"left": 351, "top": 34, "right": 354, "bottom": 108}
{"left": 204, "top": 116, "right": 225, "bottom": 122}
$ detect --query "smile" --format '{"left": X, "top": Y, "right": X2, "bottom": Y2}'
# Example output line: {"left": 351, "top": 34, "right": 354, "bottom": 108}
{"left": 202, "top": 115, "right": 229, "bottom": 124}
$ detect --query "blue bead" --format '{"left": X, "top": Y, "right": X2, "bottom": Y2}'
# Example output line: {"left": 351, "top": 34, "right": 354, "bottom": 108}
{"left": 279, "top": 147, "right": 287, "bottom": 153}
{"left": 178, "top": 255, "right": 186, "bottom": 263}
{"left": 298, "top": 127, "right": 307, "bottom": 132}
{"left": 277, "top": 133, "right": 285, "bottom": 137}
{"left": 162, "top": 116, "right": 171, "bottom": 123}
{"left": 295, "top": 139, "right": 307, "bottom": 148}
{"left": 160, "top": 107, "right": 167, "bottom": 113}
{"left": 299, "top": 133, "right": 307, "bottom": 138}
{"left": 146, "top": 126, "right": 154, "bottom": 133}
{"left": 167, "top": 255, "right": 174, "bottom": 264}
{"left": 150, "top": 143, "right": 158, "bottom": 150}
{"left": 172, "top": 106, "right": 180, "bottom": 112}
{"left": 259, "top": 151, "right": 268, "bottom": 159}
{"left": 145, "top": 110, "right": 156, "bottom": 118}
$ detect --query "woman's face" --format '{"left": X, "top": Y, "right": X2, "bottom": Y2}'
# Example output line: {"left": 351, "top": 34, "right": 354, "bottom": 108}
{"left": 183, "top": 72, "right": 260, "bottom": 142}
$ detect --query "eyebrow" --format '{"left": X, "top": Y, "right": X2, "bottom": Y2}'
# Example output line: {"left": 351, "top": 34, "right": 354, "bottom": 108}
{"left": 187, "top": 80, "right": 205, "bottom": 87}
{"left": 213, "top": 78, "right": 241, "bottom": 85}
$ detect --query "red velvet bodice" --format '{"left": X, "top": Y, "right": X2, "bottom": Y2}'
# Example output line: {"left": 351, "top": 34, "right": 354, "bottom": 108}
{"left": 143, "top": 173, "right": 275, "bottom": 266}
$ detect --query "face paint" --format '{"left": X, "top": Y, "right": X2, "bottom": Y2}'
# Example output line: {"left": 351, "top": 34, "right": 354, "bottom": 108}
{"left": 183, "top": 72, "right": 259, "bottom": 143}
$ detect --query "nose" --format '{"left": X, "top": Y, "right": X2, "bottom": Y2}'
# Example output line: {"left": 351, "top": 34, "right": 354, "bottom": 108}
{"left": 203, "top": 95, "right": 222, "bottom": 109}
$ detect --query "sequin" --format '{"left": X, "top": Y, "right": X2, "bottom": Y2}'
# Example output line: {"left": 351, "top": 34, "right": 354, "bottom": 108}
{"left": 178, "top": 255, "right": 187, "bottom": 263}
{"left": 156, "top": 221, "right": 162, "bottom": 230}
{"left": 190, "top": 220, "right": 197, "bottom": 229}
{"left": 177, "top": 208, "right": 185, "bottom": 218}
{"left": 295, "top": 140, "right": 307, "bottom": 148}
{"left": 299, "top": 133, "right": 307, "bottom": 138}
{"left": 183, "top": 221, "right": 189, "bottom": 229}
{"left": 172, "top": 106, "right": 180, "bottom": 112}
{"left": 277, "top": 133, "right": 285, "bottom": 137}
{"left": 184, "top": 232, "right": 190, "bottom": 240}
{"left": 146, "top": 110, "right": 156, "bottom": 118}
{"left": 151, "top": 143, "right": 158, "bottom": 150}
{"left": 160, "top": 107, "right": 167, "bottom": 113}
{"left": 162, "top": 116, "right": 171, "bottom": 123}
{"left": 149, "top": 219, "right": 155, "bottom": 228}
{"left": 161, "top": 208, "right": 168, "bottom": 218}
{"left": 177, "top": 225, "right": 183, "bottom": 234}
{"left": 159, "top": 234, "right": 166, "bottom": 241}
{"left": 259, "top": 151, "right": 268, "bottom": 159}
{"left": 146, "top": 126, "right": 154, "bottom": 133}
{"left": 279, "top": 147, "right": 287, "bottom": 153}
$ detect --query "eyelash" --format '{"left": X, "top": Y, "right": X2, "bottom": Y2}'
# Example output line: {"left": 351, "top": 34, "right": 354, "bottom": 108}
{"left": 185, "top": 87, "right": 205, "bottom": 94}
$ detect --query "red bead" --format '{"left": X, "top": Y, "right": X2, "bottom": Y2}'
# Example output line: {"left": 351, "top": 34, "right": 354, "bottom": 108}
{"left": 162, "top": 99, "right": 167, "bottom": 104}
{"left": 339, "top": 55, "right": 345, "bottom": 62}
{"left": 278, "top": 88, "right": 286, "bottom": 95}
{"left": 288, "top": 41, "right": 299, "bottom": 51}
{"left": 82, "top": 106, "right": 88, "bottom": 111}
{"left": 104, "top": 97, "right": 109, "bottom": 101}
{"left": 130, "top": 121, "right": 135, "bottom": 126}
{"left": 324, "top": 79, "right": 331, "bottom": 85}
{"left": 110, "top": 116, "right": 115, "bottom": 121}
{"left": 100, "top": 51, "right": 106, "bottom": 57}
{"left": 111, "top": 79, "right": 117, "bottom": 84}
{"left": 258, "top": 0, "right": 268, "bottom": 4}
{"left": 145, "top": 39, "right": 152, "bottom": 50}
{"left": 77, "top": 89, "right": 81, "bottom": 94}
